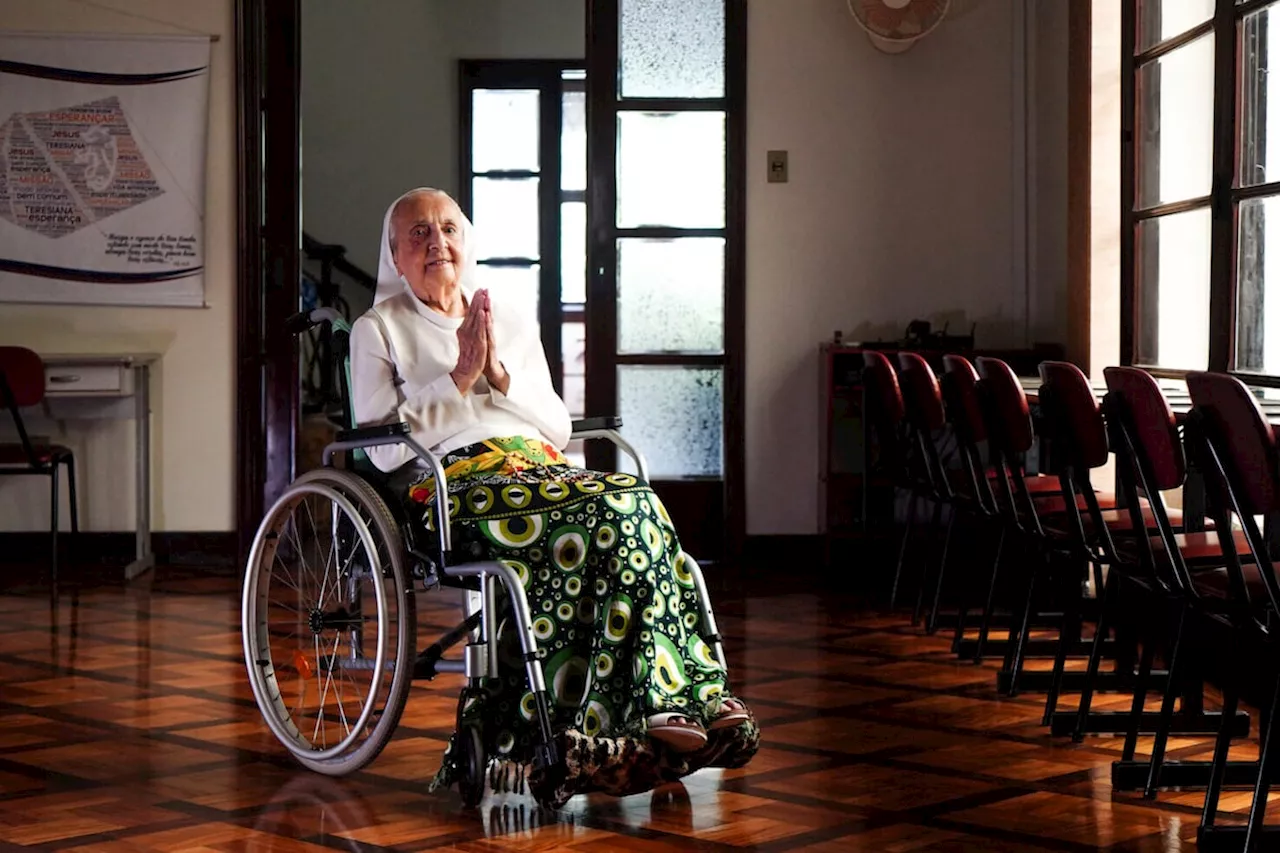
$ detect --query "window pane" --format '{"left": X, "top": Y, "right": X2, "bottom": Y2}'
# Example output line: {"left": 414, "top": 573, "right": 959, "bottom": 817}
{"left": 471, "top": 178, "right": 539, "bottom": 260}
{"left": 561, "top": 201, "right": 586, "bottom": 303}
{"left": 1235, "top": 196, "right": 1280, "bottom": 372}
{"left": 472, "top": 89, "right": 539, "bottom": 173}
{"left": 1135, "top": 207, "right": 1211, "bottom": 369}
{"left": 1137, "top": 0, "right": 1214, "bottom": 52}
{"left": 1137, "top": 35, "right": 1214, "bottom": 208}
{"left": 619, "top": 0, "right": 724, "bottom": 98}
{"left": 562, "top": 319, "right": 586, "bottom": 468}
{"left": 562, "top": 320, "right": 585, "bottom": 417}
{"left": 617, "top": 111, "right": 724, "bottom": 228}
{"left": 475, "top": 264, "right": 539, "bottom": 324}
{"left": 618, "top": 238, "right": 724, "bottom": 354}
{"left": 562, "top": 90, "right": 586, "bottom": 191}
{"left": 1238, "top": 5, "right": 1280, "bottom": 187}
{"left": 618, "top": 366, "right": 722, "bottom": 478}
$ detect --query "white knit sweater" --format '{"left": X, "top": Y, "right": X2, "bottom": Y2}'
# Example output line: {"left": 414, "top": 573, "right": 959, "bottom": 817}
{"left": 349, "top": 286, "right": 572, "bottom": 473}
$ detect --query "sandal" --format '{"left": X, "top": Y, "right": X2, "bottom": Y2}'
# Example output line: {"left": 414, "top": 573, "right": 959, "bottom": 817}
{"left": 708, "top": 697, "right": 751, "bottom": 731}
{"left": 645, "top": 713, "right": 708, "bottom": 753}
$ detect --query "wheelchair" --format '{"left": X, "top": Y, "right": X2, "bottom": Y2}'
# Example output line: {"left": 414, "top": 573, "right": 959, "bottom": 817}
{"left": 241, "top": 308, "right": 728, "bottom": 807}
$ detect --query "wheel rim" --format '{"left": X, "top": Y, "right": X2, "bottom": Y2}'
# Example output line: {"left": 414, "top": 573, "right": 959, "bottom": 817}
{"left": 243, "top": 481, "right": 389, "bottom": 761}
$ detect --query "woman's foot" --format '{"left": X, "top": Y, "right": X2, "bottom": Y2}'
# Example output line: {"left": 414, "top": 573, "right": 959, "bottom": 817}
{"left": 646, "top": 713, "right": 708, "bottom": 752}
{"left": 708, "top": 697, "right": 751, "bottom": 731}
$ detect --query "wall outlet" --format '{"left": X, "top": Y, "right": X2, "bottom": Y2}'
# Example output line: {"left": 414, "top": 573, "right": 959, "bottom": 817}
{"left": 767, "top": 150, "right": 788, "bottom": 183}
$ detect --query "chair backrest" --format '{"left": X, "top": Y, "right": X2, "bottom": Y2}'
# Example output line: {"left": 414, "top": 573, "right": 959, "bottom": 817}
{"left": 896, "top": 352, "right": 946, "bottom": 432}
{"left": 0, "top": 347, "right": 45, "bottom": 408}
{"left": 1038, "top": 361, "right": 1108, "bottom": 470}
{"left": 975, "top": 356, "right": 1035, "bottom": 455}
{"left": 326, "top": 316, "right": 377, "bottom": 471}
{"left": 1103, "top": 366, "right": 1193, "bottom": 593}
{"left": 941, "top": 354, "right": 988, "bottom": 444}
{"left": 1103, "top": 366, "right": 1186, "bottom": 492}
{"left": 861, "top": 350, "right": 905, "bottom": 430}
{"left": 1186, "top": 371, "right": 1280, "bottom": 517}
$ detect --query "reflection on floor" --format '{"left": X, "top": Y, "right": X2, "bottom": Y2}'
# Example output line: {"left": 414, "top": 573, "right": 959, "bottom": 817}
{"left": 0, "top": 566, "right": 1257, "bottom": 851}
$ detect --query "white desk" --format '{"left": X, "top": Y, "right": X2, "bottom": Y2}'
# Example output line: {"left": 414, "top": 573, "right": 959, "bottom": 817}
{"left": 41, "top": 352, "right": 157, "bottom": 580}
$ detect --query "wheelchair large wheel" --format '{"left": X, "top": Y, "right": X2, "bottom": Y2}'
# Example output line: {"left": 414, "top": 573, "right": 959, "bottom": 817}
{"left": 243, "top": 467, "right": 416, "bottom": 775}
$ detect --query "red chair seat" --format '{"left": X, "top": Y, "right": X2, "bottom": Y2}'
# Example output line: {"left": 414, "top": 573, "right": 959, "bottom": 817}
{"left": 0, "top": 442, "right": 72, "bottom": 466}
{"left": 1191, "top": 561, "right": 1278, "bottom": 614}
{"left": 1032, "top": 491, "right": 1119, "bottom": 513}
{"left": 1019, "top": 473, "right": 1065, "bottom": 494}
{"left": 1041, "top": 502, "right": 1200, "bottom": 537}
{"left": 1149, "top": 528, "right": 1252, "bottom": 562}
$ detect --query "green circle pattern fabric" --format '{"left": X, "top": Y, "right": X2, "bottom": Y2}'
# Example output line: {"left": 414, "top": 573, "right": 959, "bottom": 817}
{"left": 404, "top": 436, "right": 747, "bottom": 794}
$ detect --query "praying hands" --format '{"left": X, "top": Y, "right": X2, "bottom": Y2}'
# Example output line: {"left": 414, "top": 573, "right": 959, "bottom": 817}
{"left": 450, "top": 289, "right": 508, "bottom": 395}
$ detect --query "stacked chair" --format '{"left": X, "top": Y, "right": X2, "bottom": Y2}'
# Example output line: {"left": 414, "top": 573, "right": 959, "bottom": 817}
{"left": 859, "top": 348, "right": 1280, "bottom": 849}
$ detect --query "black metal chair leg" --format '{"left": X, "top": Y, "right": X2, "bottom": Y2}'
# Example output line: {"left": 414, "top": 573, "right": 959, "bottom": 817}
{"left": 1072, "top": 569, "right": 1117, "bottom": 742}
{"left": 954, "top": 523, "right": 1000, "bottom": 654}
{"left": 50, "top": 465, "right": 59, "bottom": 584}
{"left": 1144, "top": 607, "right": 1187, "bottom": 799}
{"left": 1121, "top": 639, "right": 1155, "bottom": 759}
{"left": 890, "top": 491, "right": 917, "bottom": 609}
{"left": 1244, "top": 681, "right": 1280, "bottom": 852}
{"left": 1003, "top": 556, "right": 1042, "bottom": 697}
{"left": 1042, "top": 567, "right": 1083, "bottom": 725}
{"left": 1200, "top": 689, "right": 1239, "bottom": 833}
{"left": 925, "top": 508, "right": 957, "bottom": 634}
{"left": 973, "top": 531, "right": 1011, "bottom": 664}
{"left": 913, "top": 499, "right": 944, "bottom": 626}
{"left": 66, "top": 456, "right": 79, "bottom": 533}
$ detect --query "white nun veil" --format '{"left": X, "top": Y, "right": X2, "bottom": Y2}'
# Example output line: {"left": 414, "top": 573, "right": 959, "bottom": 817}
{"left": 375, "top": 187, "right": 477, "bottom": 305}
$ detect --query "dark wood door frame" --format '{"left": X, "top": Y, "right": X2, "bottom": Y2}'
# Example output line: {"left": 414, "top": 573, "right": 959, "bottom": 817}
{"left": 233, "top": 1, "right": 745, "bottom": 568}
{"left": 235, "top": 0, "right": 301, "bottom": 567}
{"left": 585, "top": 0, "right": 746, "bottom": 567}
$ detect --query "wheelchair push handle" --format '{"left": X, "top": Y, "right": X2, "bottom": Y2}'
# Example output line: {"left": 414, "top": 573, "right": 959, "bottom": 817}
{"left": 285, "top": 307, "right": 343, "bottom": 335}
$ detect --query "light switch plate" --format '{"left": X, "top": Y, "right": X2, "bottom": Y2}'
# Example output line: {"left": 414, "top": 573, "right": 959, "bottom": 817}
{"left": 767, "top": 150, "right": 788, "bottom": 183}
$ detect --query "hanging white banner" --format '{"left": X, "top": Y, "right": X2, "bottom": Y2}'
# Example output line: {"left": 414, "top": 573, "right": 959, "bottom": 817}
{"left": 0, "top": 32, "right": 210, "bottom": 307}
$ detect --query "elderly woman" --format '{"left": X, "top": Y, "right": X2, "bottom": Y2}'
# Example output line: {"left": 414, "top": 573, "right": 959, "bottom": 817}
{"left": 350, "top": 188, "right": 756, "bottom": 805}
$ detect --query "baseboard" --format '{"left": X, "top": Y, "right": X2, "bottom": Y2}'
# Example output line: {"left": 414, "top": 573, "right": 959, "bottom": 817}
{"left": 0, "top": 531, "right": 238, "bottom": 568}
{"left": 741, "top": 534, "right": 825, "bottom": 575}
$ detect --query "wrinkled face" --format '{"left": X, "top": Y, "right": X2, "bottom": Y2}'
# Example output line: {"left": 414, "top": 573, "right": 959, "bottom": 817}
{"left": 390, "top": 191, "right": 466, "bottom": 301}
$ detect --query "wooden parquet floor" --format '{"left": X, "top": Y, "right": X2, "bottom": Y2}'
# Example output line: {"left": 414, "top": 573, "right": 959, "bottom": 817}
{"left": 0, "top": 566, "right": 1263, "bottom": 851}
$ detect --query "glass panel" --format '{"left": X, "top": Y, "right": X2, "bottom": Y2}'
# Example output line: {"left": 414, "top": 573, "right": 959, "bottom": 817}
{"left": 471, "top": 178, "right": 539, "bottom": 260}
{"left": 1137, "top": 0, "right": 1214, "bottom": 52}
{"left": 618, "top": 366, "right": 722, "bottom": 478}
{"left": 1135, "top": 207, "right": 1211, "bottom": 369}
{"left": 618, "top": 238, "right": 724, "bottom": 354}
{"left": 474, "top": 264, "right": 539, "bottom": 323}
{"left": 561, "top": 90, "right": 586, "bottom": 191}
{"left": 561, "top": 201, "right": 586, "bottom": 303}
{"left": 1235, "top": 195, "right": 1280, "bottom": 372}
{"left": 619, "top": 0, "right": 724, "bottom": 98}
{"left": 562, "top": 320, "right": 586, "bottom": 467}
{"left": 1136, "top": 35, "right": 1214, "bottom": 207}
{"left": 1238, "top": 5, "right": 1280, "bottom": 187}
{"left": 617, "top": 111, "right": 725, "bottom": 228}
{"left": 472, "top": 89, "right": 540, "bottom": 173}
{"left": 562, "top": 320, "right": 586, "bottom": 417}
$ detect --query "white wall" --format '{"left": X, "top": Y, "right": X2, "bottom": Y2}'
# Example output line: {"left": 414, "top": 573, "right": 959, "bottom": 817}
{"left": 745, "top": 0, "right": 1068, "bottom": 534}
{"left": 0, "top": 0, "right": 235, "bottom": 532}
{"left": 300, "top": 0, "right": 1070, "bottom": 537}
{"left": 301, "top": 0, "right": 584, "bottom": 280}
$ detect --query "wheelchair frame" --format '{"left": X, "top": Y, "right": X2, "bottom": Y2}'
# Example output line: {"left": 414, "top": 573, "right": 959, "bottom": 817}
{"left": 242, "top": 307, "right": 725, "bottom": 806}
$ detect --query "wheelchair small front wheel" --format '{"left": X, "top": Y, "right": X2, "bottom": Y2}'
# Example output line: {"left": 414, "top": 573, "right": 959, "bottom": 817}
{"left": 457, "top": 724, "right": 487, "bottom": 808}
{"left": 242, "top": 468, "right": 416, "bottom": 776}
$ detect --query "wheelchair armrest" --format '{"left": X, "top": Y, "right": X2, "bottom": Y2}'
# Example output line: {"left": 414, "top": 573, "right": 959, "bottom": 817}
{"left": 336, "top": 422, "right": 411, "bottom": 444}
{"left": 571, "top": 416, "right": 622, "bottom": 434}
{"left": 568, "top": 416, "right": 649, "bottom": 483}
